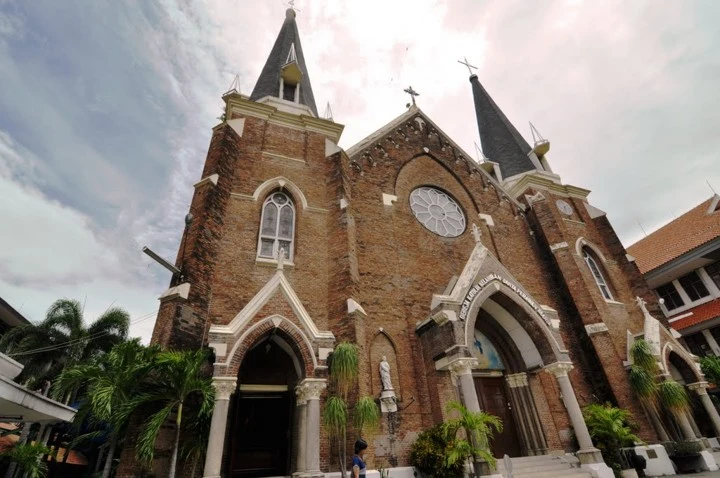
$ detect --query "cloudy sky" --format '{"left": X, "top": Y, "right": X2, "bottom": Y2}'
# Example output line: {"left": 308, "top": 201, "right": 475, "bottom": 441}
{"left": 1, "top": 0, "right": 718, "bottom": 341}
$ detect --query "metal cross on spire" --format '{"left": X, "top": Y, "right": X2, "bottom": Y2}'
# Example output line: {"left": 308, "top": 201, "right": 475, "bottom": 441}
{"left": 286, "top": 0, "right": 300, "bottom": 12}
{"left": 458, "top": 57, "right": 477, "bottom": 75}
{"left": 404, "top": 86, "right": 419, "bottom": 106}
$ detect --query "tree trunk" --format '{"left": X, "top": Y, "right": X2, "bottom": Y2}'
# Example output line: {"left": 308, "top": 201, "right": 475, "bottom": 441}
{"left": 102, "top": 434, "right": 118, "bottom": 478}
{"left": 168, "top": 403, "right": 184, "bottom": 478}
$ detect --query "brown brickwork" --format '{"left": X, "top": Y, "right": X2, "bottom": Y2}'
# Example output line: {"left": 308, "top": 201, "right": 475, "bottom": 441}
{"left": 119, "top": 93, "right": 667, "bottom": 475}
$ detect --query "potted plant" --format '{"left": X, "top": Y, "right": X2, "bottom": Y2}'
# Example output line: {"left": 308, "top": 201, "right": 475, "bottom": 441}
{"left": 664, "top": 440, "right": 703, "bottom": 473}
{"left": 582, "top": 403, "right": 642, "bottom": 478}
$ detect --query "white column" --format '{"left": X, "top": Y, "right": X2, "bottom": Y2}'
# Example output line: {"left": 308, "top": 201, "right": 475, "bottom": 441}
{"left": 689, "top": 381, "right": 720, "bottom": 437}
{"left": 203, "top": 377, "right": 237, "bottom": 478}
{"left": 544, "top": 362, "right": 595, "bottom": 452}
{"left": 294, "top": 384, "right": 308, "bottom": 476}
{"left": 702, "top": 330, "right": 720, "bottom": 356}
{"left": 448, "top": 357, "right": 480, "bottom": 413}
{"left": 303, "top": 378, "right": 327, "bottom": 478}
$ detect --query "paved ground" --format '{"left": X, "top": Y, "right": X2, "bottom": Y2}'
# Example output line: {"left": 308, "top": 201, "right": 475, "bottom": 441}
{"left": 677, "top": 472, "right": 720, "bottom": 477}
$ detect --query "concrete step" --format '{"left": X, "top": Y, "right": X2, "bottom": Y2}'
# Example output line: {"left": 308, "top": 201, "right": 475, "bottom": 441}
{"left": 494, "top": 454, "right": 591, "bottom": 478}
{"left": 497, "top": 462, "right": 569, "bottom": 473}
{"left": 499, "top": 469, "right": 592, "bottom": 478}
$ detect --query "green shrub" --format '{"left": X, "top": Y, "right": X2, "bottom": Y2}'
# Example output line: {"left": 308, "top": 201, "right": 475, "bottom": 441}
{"left": 409, "top": 424, "right": 465, "bottom": 478}
{"left": 665, "top": 440, "right": 702, "bottom": 457}
{"left": 583, "top": 403, "right": 641, "bottom": 476}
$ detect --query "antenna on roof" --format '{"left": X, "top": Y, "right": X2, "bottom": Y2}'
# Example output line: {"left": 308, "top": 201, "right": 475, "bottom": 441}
{"left": 707, "top": 180, "right": 717, "bottom": 195}
{"left": 529, "top": 122, "right": 550, "bottom": 157}
{"left": 223, "top": 74, "right": 242, "bottom": 97}
{"left": 636, "top": 219, "right": 647, "bottom": 238}
{"left": 324, "top": 102, "right": 334, "bottom": 121}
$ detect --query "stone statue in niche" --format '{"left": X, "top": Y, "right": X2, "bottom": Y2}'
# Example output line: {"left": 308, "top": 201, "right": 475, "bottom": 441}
{"left": 379, "top": 355, "right": 393, "bottom": 391}
{"left": 379, "top": 356, "right": 398, "bottom": 413}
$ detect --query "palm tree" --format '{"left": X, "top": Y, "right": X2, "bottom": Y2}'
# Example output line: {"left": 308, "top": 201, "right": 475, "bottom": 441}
{"left": 53, "top": 339, "right": 159, "bottom": 478}
{"left": 583, "top": 403, "right": 642, "bottom": 472}
{"left": 0, "top": 299, "right": 129, "bottom": 390}
{"left": 0, "top": 442, "right": 51, "bottom": 478}
{"left": 132, "top": 349, "right": 215, "bottom": 478}
{"left": 443, "top": 401, "right": 502, "bottom": 475}
{"left": 322, "top": 342, "right": 379, "bottom": 478}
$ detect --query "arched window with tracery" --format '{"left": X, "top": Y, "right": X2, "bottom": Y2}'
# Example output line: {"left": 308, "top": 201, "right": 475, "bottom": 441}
{"left": 257, "top": 191, "right": 295, "bottom": 261}
{"left": 582, "top": 247, "right": 613, "bottom": 301}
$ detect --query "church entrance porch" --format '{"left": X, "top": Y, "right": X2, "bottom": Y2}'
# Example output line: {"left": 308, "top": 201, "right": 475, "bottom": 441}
{"left": 226, "top": 332, "right": 300, "bottom": 477}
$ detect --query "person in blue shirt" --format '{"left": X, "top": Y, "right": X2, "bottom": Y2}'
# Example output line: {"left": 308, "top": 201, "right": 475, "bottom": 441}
{"left": 352, "top": 439, "right": 368, "bottom": 478}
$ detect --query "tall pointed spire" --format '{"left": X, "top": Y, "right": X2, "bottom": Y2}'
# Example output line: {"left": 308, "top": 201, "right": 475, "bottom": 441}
{"left": 469, "top": 74, "right": 539, "bottom": 179}
{"left": 250, "top": 8, "right": 318, "bottom": 117}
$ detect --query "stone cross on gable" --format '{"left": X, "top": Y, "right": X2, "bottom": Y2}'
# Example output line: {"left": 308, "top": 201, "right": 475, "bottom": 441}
{"left": 404, "top": 86, "right": 419, "bottom": 106}
{"left": 472, "top": 223, "right": 482, "bottom": 243}
{"left": 635, "top": 296, "right": 649, "bottom": 315}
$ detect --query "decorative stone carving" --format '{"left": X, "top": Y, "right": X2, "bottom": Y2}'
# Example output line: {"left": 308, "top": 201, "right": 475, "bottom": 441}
{"left": 472, "top": 223, "right": 482, "bottom": 243}
{"left": 379, "top": 356, "right": 393, "bottom": 391}
{"left": 637, "top": 296, "right": 661, "bottom": 356}
{"left": 448, "top": 357, "right": 478, "bottom": 378}
{"left": 296, "top": 384, "right": 309, "bottom": 405}
{"left": 506, "top": 372, "right": 529, "bottom": 388}
{"left": 212, "top": 378, "right": 237, "bottom": 401}
{"left": 585, "top": 322, "right": 609, "bottom": 336}
{"left": 303, "top": 379, "right": 327, "bottom": 400}
{"left": 688, "top": 382, "right": 710, "bottom": 395}
{"left": 544, "top": 361, "right": 574, "bottom": 378}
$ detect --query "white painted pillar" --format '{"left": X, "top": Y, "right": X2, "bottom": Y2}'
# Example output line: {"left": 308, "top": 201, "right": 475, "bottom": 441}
{"left": 702, "top": 330, "right": 720, "bottom": 356}
{"left": 448, "top": 358, "right": 480, "bottom": 413}
{"left": 303, "top": 378, "right": 327, "bottom": 478}
{"left": 544, "top": 363, "right": 614, "bottom": 478}
{"left": 203, "top": 378, "right": 237, "bottom": 478}
{"left": 544, "top": 362, "right": 595, "bottom": 451}
{"left": 689, "top": 382, "right": 720, "bottom": 437}
{"left": 294, "top": 384, "right": 308, "bottom": 476}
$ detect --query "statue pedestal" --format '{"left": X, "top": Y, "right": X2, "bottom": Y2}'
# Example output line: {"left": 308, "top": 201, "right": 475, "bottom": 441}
{"left": 380, "top": 389, "right": 397, "bottom": 413}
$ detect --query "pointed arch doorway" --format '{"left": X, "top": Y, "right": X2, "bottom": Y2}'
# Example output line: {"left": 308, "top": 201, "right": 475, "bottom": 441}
{"left": 469, "top": 295, "right": 550, "bottom": 458}
{"left": 227, "top": 331, "right": 302, "bottom": 477}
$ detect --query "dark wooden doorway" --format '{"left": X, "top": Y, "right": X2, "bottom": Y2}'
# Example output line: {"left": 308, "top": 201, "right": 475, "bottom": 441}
{"left": 228, "top": 335, "right": 300, "bottom": 477}
{"left": 474, "top": 376, "right": 522, "bottom": 458}
{"left": 229, "top": 391, "right": 293, "bottom": 477}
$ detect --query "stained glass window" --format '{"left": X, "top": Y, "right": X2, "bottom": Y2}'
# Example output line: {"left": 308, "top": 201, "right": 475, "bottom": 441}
{"left": 583, "top": 248, "right": 614, "bottom": 301}
{"left": 257, "top": 192, "right": 295, "bottom": 260}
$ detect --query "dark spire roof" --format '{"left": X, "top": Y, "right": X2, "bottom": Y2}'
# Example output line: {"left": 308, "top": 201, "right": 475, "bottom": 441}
{"left": 250, "top": 9, "right": 318, "bottom": 116}
{"left": 469, "top": 74, "right": 536, "bottom": 178}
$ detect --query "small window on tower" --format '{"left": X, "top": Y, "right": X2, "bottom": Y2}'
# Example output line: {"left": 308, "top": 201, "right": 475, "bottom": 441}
{"left": 257, "top": 192, "right": 295, "bottom": 261}
{"left": 582, "top": 248, "right": 614, "bottom": 301}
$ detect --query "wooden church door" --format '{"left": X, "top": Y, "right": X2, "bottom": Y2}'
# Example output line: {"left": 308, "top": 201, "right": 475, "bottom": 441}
{"left": 474, "top": 376, "right": 522, "bottom": 458}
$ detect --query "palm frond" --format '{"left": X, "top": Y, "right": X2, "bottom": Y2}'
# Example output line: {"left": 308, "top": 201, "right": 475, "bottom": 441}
{"left": 630, "top": 339, "right": 658, "bottom": 372}
{"left": 628, "top": 365, "right": 658, "bottom": 401}
{"left": 354, "top": 396, "right": 380, "bottom": 437}
{"left": 136, "top": 404, "right": 173, "bottom": 464}
{"left": 328, "top": 342, "right": 358, "bottom": 400}
{"left": 659, "top": 380, "right": 689, "bottom": 413}
{"left": 322, "top": 396, "right": 347, "bottom": 439}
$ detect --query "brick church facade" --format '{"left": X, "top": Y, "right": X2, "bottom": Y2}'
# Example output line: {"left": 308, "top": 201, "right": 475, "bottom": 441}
{"left": 119, "top": 8, "right": 720, "bottom": 478}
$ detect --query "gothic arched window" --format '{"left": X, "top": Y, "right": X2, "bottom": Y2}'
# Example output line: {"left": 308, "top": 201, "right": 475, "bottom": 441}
{"left": 258, "top": 192, "right": 295, "bottom": 261}
{"left": 582, "top": 248, "right": 613, "bottom": 301}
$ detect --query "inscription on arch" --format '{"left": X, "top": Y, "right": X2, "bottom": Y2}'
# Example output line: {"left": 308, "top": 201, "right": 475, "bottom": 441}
{"left": 459, "top": 273, "right": 550, "bottom": 326}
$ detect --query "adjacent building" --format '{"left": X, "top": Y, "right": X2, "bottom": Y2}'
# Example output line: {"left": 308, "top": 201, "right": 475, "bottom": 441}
{"left": 118, "top": 9, "right": 720, "bottom": 478}
{"left": 627, "top": 195, "right": 720, "bottom": 357}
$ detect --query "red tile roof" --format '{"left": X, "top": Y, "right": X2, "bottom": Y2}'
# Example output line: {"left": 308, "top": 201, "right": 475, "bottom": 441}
{"left": 627, "top": 195, "right": 720, "bottom": 274}
{"left": 669, "top": 298, "right": 720, "bottom": 330}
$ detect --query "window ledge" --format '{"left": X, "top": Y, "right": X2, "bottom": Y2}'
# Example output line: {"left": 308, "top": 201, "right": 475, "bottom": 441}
{"left": 605, "top": 299, "right": 625, "bottom": 306}
{"left": 255, "top": 256, "right": 295, "bottom": 268}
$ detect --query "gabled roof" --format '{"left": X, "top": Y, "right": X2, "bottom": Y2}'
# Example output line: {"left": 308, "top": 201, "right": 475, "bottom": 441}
{"left": 250, "top": 9, "right": 318, "bottom": 116}
{"left": 627, "top": 195, "right": 720, "bottom": 274}
{"left": 345, "top": 105, "right": 526, "bottom": 211}
{"left": 469, "top": 75, "right": 536, "bottom": 179}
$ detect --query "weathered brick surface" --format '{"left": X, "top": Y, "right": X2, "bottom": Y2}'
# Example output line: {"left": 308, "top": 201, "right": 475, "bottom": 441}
{"left": 120, "top": 105, "right": 666, "bottom": 475}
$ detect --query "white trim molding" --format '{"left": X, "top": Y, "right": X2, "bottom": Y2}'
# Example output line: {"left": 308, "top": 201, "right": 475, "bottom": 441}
{"left": 194, "top": 174, "right": 219, "bottom": 189}
{"left": 252, "top": 177, "right": 309, "bottom": 210}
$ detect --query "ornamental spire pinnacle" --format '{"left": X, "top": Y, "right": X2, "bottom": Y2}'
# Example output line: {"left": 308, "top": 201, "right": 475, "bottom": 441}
{"left": 249, "top": 8, "right": 318, "bottom": 116}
